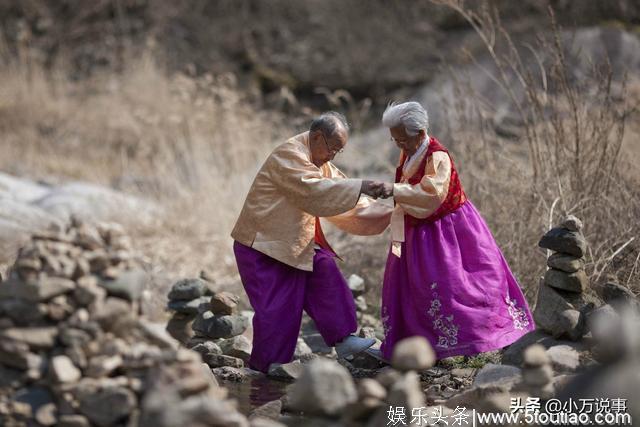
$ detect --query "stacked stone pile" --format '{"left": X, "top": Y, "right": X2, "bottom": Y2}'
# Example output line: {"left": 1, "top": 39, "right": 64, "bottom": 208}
{"left": 534, "top": 215, "right": 596, "bottom": 340}
{"left": 0, "top": 221, "right": 250, "bottom": 427}
{"left": 185, "top": 289, "right": 251, "bottom": 370}
{"left": 165, "top": 278, "right": 212, "bottom": 345}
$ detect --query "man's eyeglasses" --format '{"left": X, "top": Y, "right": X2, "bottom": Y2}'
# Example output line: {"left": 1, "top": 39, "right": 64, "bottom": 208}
{"left": 321, "top": 133, "right": 345, "bottom": 155}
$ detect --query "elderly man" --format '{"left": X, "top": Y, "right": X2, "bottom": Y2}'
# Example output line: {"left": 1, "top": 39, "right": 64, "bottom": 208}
{"left": 231, "top": 112, "right": 391, "bottom": 372}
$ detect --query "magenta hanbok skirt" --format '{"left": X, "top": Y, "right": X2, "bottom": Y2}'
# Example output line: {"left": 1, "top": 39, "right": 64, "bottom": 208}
{"left": 380, "top": 200, "right": 535, "bottom": 360}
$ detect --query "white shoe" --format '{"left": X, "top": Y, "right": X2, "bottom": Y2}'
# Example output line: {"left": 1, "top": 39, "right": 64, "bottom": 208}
{"left": 335, "top": 335, "right": 376, "bottom": 359}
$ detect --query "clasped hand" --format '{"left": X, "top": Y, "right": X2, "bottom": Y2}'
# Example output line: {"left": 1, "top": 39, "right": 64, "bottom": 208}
{"left": 361, "top": 180, "right": 393, "bottom": 199}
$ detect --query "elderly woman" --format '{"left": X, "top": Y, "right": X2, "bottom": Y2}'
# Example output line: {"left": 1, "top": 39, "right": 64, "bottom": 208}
{"left": 376, "top": 101, "right": 535, "bottom": 361}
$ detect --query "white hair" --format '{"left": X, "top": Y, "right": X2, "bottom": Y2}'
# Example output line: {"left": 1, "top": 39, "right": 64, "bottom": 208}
{"left": 381, "top": 101, "right": 429, "bottom": 136}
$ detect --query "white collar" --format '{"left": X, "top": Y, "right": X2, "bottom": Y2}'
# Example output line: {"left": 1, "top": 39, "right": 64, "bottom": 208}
{"left": 402, "top": 135, "right": 430, "bottom": 178}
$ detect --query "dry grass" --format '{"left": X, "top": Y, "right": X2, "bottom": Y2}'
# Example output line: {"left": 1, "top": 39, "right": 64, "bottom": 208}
{"left": 0, "top": 50, "right": 291, "bottom": 287}
{"left": 432, "top": 0, "right": 640, "bottom": 300}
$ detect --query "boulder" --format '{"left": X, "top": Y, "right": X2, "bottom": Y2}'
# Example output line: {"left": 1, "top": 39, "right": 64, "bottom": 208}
{"left": 391, "top": 336, "right": 436, "bottom": 371}
{"left": 287, "top": 359, "right": 357, "bottom": 417}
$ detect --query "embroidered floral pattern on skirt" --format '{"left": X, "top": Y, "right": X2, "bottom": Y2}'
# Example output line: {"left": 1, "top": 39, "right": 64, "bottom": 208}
{"left": 505, "top": 296, "right": 530, "bottom": 330}
{"left": 426, "top": 282, "right": 460, "bottom": 349}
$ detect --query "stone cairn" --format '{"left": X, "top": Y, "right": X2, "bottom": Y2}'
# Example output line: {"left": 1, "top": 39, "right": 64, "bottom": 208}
{"left": 0, "top": 221, "right": 249, "bottom": 427}
{"left": 168, "top": 281, "right": 252, "bottom": 372}
{"left": 165, "top": 277, "right": 212, "bottom": 345}
{"left": 534, "top": 215, "right": 594, "bottom": 341}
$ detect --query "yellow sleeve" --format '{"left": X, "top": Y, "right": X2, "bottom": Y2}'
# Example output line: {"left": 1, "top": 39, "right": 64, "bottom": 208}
{"left": 267, "top": 144, "right": 362, "bottom": 217}
{"left": 393, "top": 151, "right": 451, "bottom": 219}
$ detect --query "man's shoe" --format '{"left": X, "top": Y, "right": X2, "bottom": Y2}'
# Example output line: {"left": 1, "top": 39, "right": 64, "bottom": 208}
{"left": 335, "top": 335, "right": 376, "bottom": 359}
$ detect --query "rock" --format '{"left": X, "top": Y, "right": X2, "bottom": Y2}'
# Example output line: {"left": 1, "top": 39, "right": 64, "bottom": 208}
{"left": 86, "top": 355, "right": 123, "bottom": 378}
{"left": 533, "top": 281, "right": 576, "bottom": 337}
{"left": 555, "top": 287, "right": 600, "bottom": 313}
{"left": 538, "top": 228, "right": 587, "bottom": 257}
{"left": 391, "top": 336, "right": 436, "bottom": 371}
{"left": 547, "top": 253, "right": 584, "bottom": 273}
{"left": 302, "top": 333, "right": 332, "bottom": 354}
{"left": 203, "top": 353, "right": 244, "bottom": 369}
{"left": 451, "top": 367, "right": 476, "bottom": 378}
{"left": 74, "top": 276, "right": 107, "bottom": 306}
{"left": 13, "top": 387, "right": 54, "bottom": 422}
{"left": 350, "top": 349, "right": 385, "bottom": 370}
{"left": 347, "top": 274, "right": 365, "bottom": 296}
{"left": 556, "top": 357, "right": 640, "bottom": 424}
{"left": 522, "top": 364, "right": 554, "bottom": 387}
{"left": 50, "top": 355, "right": 82, "bottom": 383}
{"left": 220, "top": 335, "right": 252, "bottom": 363}
{"left": 293, "top": 337, "right": 313, "bottom": 360}
{"left": 522, "top": 344, "right": 549, "bottom": 368}
{"left": 0, "top": 326, "right": 58, "bottom": 350}
{"left": 75, "top": 224, "right": 104, "bottom": 250}
{"left": 0, "top": 297, "right": 47, "bottom": 325}
{"left": 166, "top": 314, "right": 195, "bottom": 344}
{"left": 354, "top": 295, "right": 368, "bottom": 312}
{"left": 0, "top": 172, "right": 51, "bottom": 202}
{"left": 473, "top": 364, "right": 522, "bottom": 388}
{"left": 544, "top": 268, "right": 588, "bottom": 293}
{"left": 444, "top": 384, "right": 512, "bottom": 413}
{"left": 560, "top": 215, "right": 583, "bottom": 232}
{"left": 558, "top": 309, "right": 585, "bottom": 341}
{"left": 34, "top": 181, "right": 158, "bottom": 226}
{"left": 387, "top": 371, "right": 425, "bottom": 414}
{"left": 191, "top": 341, "right": 222, "bottom": 357}
{"left": 268, "top": 360, "right": 304, "bottom": 380}
{"left": 585, "top": 304, "right": 625, "bottom": 362}
{"left": 137, "top": 319, "right": 180, "bottom": 350}
{"left": 98, "top": 268, "right": 147, "bottom": 301}
{"left": 58, "top": 415, "right": 91, "bottom": 427}
{"left": 288, "top": 359, "right": 357, "bottom": 417}
{"left": 79, "top": 386, "right": 137, "bottom": 427}
{"left": 545, "top": 345, "right": 580, "bottom": 373}
{"left": 168, "top": 278, "right": 207, "bottom": 301}
{"left": 35, "top": 402, "right": 58, "bottom": 425}
{"left": 357, "top": 378, "right": 387, "bottom": 400}
{"left": 200, "top": 363, "right": 219, "bottom": 388}
{"left": 501, "top": 329, "right": 589, "bottom": 367}
{"left": 0, "top": 276, "right": 75, "bottom": 302}
{"left": 94, "top": 297, "right": 133, "bottom": 331}
{"left": 210, "top": 291, "right": 239, "bottom": 315}
{"left": 192, "top": 312, "right": 248, "bottom": 339}
{"left": 598, "top": 281, "right": 638, "bottom": 311}
{"left": 249, "top": 399, "right": 282, "bottom": 420}
{"left": 0, "top": 339, "right": 44, "bottom": 371}
{"left": 211, "top": 366, "right": 251, "bottom": 382}
{"left": 375, "top": 367, "right": 403, "bottom": 389}
{"left": 249, "top": 417, "right": 286, "bottom": 427}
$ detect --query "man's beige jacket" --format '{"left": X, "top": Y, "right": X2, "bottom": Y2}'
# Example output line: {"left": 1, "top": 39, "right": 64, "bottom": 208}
{"left": 231, "top": 131, "right": 391, "bottom": 271}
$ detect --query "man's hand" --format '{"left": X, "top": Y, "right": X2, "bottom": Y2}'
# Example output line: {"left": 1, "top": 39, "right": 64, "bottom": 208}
{"left": 380, "top": 182, "right": 394, "bottom": 199}
{"left": 361, "top": 180, "right": 394, "bottom": 199}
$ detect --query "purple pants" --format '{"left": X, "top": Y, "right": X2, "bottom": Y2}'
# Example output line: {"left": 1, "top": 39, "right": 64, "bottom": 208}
{"left": 233, "top": 241, "right": 357, "bottom": 372}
